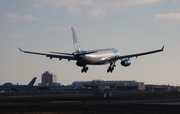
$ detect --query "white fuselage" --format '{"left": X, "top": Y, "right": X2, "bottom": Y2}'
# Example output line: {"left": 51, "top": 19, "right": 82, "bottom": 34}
{"left": 76, "top": 48, "right": 120, "bottom": 65}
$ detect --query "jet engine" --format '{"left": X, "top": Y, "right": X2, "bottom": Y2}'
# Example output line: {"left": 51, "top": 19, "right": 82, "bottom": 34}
{"left": 121, "top": 59, "right": 131, "bottom": 67}
{"left": 76, "top": 61, "right": 85, "bottom": 67}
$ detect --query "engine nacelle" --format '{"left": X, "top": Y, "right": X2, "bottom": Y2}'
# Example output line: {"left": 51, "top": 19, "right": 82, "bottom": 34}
{"left": 121, "top": 59, "right": 131, "bottom": 67}
{"left": 76, "top": 61, "right": 85, "bottom": 67}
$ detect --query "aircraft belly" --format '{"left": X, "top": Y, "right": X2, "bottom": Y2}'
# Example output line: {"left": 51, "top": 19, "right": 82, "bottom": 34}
{"left": 82, "top": 52, "right": 116, "bottom": 65}
{"left": 77, "top": 56, "right": 100, "bottom": 65}
{"left": 86, "top": 56, "right": 103, "bottom": 65}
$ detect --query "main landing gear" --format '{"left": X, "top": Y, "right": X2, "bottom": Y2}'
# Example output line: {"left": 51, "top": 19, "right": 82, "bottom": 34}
{"left": 107, "top": 62, "right": 116, "bottom": 73}
{"left": 81, "top": 66, "right": 88, "bottom": 73}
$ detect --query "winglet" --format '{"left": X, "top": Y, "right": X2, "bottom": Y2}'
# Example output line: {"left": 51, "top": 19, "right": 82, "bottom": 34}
{"left": 162, "top": 45, "right": 165, "bottom": 51}
{"left": 18, "top": 47, "right": 24, "bottom": 52}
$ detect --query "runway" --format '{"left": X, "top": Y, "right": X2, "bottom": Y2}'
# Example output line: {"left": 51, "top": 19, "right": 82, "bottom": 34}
{"left": 0, "top": 91, "right": 180, "bottom": 114}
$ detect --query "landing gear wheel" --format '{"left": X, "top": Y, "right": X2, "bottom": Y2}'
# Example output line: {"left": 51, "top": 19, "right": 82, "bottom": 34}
{"left": 110, "top": 69, "right": 113, "bottom": 73}
{"left": 81, "top": 66, "right": 88, "bottom": 73}
{"left": 107, "top": 62, "right": 116, "bottom": 73}
{"left": 107, "top": 67, "right": 113, "bottom": 73}
{"left": 111, "top": 67, "right": 114, "bottom": 71}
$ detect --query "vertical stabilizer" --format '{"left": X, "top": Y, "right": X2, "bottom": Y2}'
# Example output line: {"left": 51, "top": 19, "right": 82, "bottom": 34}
{"left": 27, "top": 77, "right": 37, "bottom": 87}
{"left": 71, "top": 27, "right": 82, "bottom": 52}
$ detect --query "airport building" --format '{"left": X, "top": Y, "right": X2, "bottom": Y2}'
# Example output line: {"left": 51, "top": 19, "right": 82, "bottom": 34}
{"left": 72, "top": 80, "right": 145, "bottom": 91}
{"left": 36, "top": 71, "right": 144, "bottom": 91}
{"left": 145, "top": 84, "right": 174, "bottom": 91}
{"left": 38, "top": 71, "right": 60, "bottom": 86}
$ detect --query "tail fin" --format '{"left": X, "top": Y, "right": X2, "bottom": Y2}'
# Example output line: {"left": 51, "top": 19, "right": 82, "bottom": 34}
{"left": 71, "top": 27, "right": 82, "bottom": 52}
{"left": 27, "top": 77, "right": 37, "bottom": 87}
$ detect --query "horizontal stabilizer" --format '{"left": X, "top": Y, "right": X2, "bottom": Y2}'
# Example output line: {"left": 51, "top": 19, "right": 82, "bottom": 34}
{"left": 73, "top": 51, "right": 98, "bottom": 56}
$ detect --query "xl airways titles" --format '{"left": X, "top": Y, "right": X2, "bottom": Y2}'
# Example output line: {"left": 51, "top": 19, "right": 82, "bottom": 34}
{"left": 18, "top": 27, "right": 164, "bottom": 73}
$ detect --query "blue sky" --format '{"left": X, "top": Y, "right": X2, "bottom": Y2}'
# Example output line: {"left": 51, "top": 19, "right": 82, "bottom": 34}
{"left": 0, "top": 0, "right": 180, "bottom": 86}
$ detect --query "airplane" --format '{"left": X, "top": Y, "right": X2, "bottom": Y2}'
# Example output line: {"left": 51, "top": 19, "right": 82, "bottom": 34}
{"left": 18, "top": 27, "right": 164, "bottom": 73}
{"left": 0, "top": 77, "right": 37, "bottom": 92}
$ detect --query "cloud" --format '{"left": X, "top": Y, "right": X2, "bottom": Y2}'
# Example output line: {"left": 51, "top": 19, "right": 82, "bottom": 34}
{"left": 6, "top": 13, "right": 20, "bottom": 22}
{"left": 107, "top": 30, "right": 126, "bottom": 40}
{"left": 37, "top": 0, "right": 92, "bottom": 7}
{"left": 45, "top": 26, "right": 72, "bottom": 31}
{"left": 67, "top": 4, "right": 82, "bottom": 15}
{"left": 35, "top": 0, "right": 93, "bottom": 15}
{"left": 91, "top": 8, "right": 106, "bottom": 17}
{"left": 6, "top": 13, "right": 19, "bottom": 19}
{"left": 45, "top": 27, "right": 62, "bottom": 31}
{"left": 155, "top": 13, "right": 180, "bottom": 20}
{"left": 34, "top": 0, "right": 104, "bottom": 17}
{"left": 35, "top": 0, "right": 160, "bottom": 6}
{"left": 6, "top": 13, "right": 37, "bottom": 22}
{"left": 173, "top": 0, "right": 180, "bottom": 4}
{"left": 105, "top": 0, "right": 161, "bottom": 6}
{"left": 11, "top": 34, "right": 24, "bottom": 39}
{"left": 33, "top": 3, "right": 41, "bottom": 9}
{"left": 33, "top": 0, "right": 161, "bottom": 17}
{"left": 45, "top": 26, "right": 84, "bottom": 33}
{"left": 23, "top": 14, "right": 37, "bottom": 21}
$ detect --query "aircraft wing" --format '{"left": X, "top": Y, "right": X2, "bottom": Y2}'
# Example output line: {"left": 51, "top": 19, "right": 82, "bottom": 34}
{"left": 18, "top": 48, "right": 77, "bottom": 61}
{"left": 109, "top": 45, "right": 165, "bottom": 62}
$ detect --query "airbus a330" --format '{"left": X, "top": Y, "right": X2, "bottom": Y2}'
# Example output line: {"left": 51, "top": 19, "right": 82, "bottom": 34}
{"left": 18, "top": 27, "right": 164, "bottom": 73}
